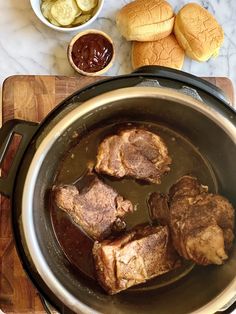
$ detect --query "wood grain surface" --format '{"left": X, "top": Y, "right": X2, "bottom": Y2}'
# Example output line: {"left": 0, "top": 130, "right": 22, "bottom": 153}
{"left": 0, "top": 75, "right": 234, "bottom": 314}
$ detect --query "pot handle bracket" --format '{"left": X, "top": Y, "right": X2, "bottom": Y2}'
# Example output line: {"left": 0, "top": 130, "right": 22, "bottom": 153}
{"left": 178, "top": 85, "right": 203, "bottom": 102}
{"left": 0, "top": 119, "right": 38, "bottom": 197}
{"left": 133, "top": 66, "right": 230, "bottom": 105}
{"left": 136, "top": 79, "right": 204, "bottom": 102}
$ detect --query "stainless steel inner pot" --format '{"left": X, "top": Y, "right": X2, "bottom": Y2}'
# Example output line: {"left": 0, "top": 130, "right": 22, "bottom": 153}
{"left": 13, "top": 86, "right": 236, "bottom": 314}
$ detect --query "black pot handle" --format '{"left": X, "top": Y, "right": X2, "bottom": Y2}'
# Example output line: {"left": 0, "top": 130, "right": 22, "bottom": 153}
{"left": 133, "top": 66, "right": 229, "bottom": 105}
{"left": 0, "top": 119, "right": 39, "bottom": 197}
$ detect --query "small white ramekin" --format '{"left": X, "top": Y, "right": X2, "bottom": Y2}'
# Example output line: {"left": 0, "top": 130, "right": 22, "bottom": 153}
{"left": 67, "top": 29, "right": 115, "bottom": 76}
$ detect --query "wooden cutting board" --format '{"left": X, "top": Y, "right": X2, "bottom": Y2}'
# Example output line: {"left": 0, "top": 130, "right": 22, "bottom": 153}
{"left": 0, "top": 75, "right": 234, "bottom": 314}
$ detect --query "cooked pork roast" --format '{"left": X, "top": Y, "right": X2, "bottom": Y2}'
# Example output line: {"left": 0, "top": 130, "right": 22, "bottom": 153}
{"left": 95, "top": 128, "right": 171, "bottom": 184}
{"left": 149, "top": 176, "right": 235, "bottom": 265}
{"left": 53, "top": 176, "right": 134, "bottom": 240}
{"left": 148, "top": 192, "right": 169, "bottom": 225}
{"left": 93, "top": 225, "right": 181, "bottom": 294}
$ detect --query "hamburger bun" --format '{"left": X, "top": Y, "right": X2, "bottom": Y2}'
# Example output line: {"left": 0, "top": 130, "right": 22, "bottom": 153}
{"left": 132, "top": 34, "right": 185, "bottom": 70}
{"left": 174, "top": 3, "right": 224, "bottom": 62}
{"left": 116, "top": 0, "right": 175, "bottom": 42}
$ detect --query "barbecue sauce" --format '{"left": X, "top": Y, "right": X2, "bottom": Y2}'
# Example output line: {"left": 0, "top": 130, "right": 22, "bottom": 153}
{"left": 71, "top": 33, "right": 113, "bottom": 73}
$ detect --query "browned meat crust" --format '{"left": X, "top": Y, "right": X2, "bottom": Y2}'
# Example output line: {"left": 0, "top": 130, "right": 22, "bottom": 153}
{"left": 93, "top": 225, "right": 181, "bottom": 294}
{"left": 95, "top": 128, "right": 171, "bottom": 184}
{"left": 149, "top": 176, "right": 235, "bottom": 265}
{"left": 169, "top": 175, "right": 208, "bottom": 200}
{"left": 53, "top": 176, "right": 134, "bottom": 240}
{"left": 148, "top": 192, "right": 169, "bottom": 225}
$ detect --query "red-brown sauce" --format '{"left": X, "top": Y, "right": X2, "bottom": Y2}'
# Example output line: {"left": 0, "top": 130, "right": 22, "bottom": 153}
{"left": 51, "top": 202, "right": 95, "bottom": 279}
{"left": 71, "top": 33, "right": 113, "bottom": 73}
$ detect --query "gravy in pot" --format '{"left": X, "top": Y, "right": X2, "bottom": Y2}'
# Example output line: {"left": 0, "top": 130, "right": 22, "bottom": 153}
{"left": 50, "top": 121, "right": 217, "bottom": 288}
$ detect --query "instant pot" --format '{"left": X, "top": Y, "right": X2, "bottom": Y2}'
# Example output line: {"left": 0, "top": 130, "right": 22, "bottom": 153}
{"left": 0, "top": 66, "right": 236, "bottom": 314}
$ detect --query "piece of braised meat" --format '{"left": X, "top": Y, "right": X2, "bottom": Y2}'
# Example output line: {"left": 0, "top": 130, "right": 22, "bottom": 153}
{"left": 149, "top": 176, "right": 235, "bottom": 265}
{"left": 93, "top": 225, "right": 181, "bottom": 294}
{"left": 95, "top": 128, "right": 171, "bottom": 184}
{"left": 148, "top": 192, "right": 169, "bottom": 225}
{"left": 53, "top": 176, "right": 134, "bottom": 240}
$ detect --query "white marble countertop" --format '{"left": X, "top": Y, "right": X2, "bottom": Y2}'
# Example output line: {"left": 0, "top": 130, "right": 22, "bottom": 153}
{"left": 0, "top": 0, "right": 235, "bottom": 102}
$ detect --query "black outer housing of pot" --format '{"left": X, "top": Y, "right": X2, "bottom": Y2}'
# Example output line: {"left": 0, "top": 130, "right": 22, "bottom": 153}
{"left": 0, "top": 66, "right": 236, "bottom": 314}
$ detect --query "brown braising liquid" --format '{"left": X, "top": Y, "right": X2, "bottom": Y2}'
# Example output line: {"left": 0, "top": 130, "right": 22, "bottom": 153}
{"left": 51, "top": 121, "right": 218, "bottom": 287}
{"left": 71, "top": 33, "right": 113, "bottom": 73}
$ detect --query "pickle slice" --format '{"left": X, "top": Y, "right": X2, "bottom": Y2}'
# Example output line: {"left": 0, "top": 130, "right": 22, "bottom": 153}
{"left": 51, "top": 0, "right": 79, "bottom": 26}
{"left": 48, "top": 11, "right": 61, "bottom": 26}
{"left": 72, "top": 14, "right": 91, "bottom": 25}
{"left": 75, "top": 8, "right": 82, "bottom": 17}
{"left": 75, "top": 0, "right": 97, "bottom": 12}
{"left": 41, "top": 0, "right": 55, "bottom": 19}
{"left": 49, "top": 18, "right": 61, "bottom": 26}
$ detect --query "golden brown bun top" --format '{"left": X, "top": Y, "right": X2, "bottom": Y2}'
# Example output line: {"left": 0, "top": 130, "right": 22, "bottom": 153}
{"left": 175, "top": 3, "right": 224, "bottom": 57}
{"left": 132, "top": 34, "right": 185, "bottom": 70}
{"left": 117, "top": 0, "right": 174, "bottom": 28}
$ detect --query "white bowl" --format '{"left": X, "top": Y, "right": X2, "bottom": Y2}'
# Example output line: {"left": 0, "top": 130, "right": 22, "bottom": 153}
{"left": 30, "top": 0, "right": 104, "bottom": 32}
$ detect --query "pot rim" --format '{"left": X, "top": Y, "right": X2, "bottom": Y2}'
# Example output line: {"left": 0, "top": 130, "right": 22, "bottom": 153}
{"left": 21, "top": 86, "right": 236, "bottom": 314}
